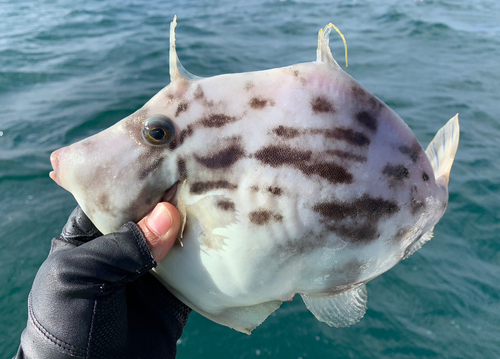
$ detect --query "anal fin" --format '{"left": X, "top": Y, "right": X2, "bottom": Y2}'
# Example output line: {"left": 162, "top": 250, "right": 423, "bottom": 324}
{"left": 301, "top": 284, "right": 367, "bottom": 328}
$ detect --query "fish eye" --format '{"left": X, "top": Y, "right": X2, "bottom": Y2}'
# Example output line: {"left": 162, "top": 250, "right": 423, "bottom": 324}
{"left": 142, "top": 115, "right": 176, "bottom": 145}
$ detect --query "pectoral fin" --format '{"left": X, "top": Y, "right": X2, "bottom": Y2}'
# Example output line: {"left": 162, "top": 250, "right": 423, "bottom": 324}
{"left": 184, "top": 195, "right": 239, "bottom": 251}
{"left": 301, "top": 285, "right": 368, "bottom": 328}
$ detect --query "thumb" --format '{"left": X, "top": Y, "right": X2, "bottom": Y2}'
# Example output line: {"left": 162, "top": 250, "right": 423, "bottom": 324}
{"left": 136, "top": 202, "right": 181, "bottom": 262}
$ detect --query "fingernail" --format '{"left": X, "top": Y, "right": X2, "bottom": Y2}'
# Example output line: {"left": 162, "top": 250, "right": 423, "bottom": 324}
{"left": 147, "top": 204, "right": 172, "bottom": 236}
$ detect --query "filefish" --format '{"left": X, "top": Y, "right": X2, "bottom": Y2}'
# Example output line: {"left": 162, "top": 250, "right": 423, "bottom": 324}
{"left": 49, "top": 17, "right": 459, "bottom": 334}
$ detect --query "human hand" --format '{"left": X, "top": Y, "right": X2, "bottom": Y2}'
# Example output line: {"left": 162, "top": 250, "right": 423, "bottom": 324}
{"left": 136, "top": 202, "right": 181, "bottom": 262}
{"left": 16, "top": 203, "right": 190, "bottom": 359}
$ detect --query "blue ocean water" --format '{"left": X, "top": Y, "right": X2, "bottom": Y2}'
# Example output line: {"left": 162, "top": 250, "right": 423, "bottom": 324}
{"left": 1, "top": 0, "right": 499, "bottom": 358}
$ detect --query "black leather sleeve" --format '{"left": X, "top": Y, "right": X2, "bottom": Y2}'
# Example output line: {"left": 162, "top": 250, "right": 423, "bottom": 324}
{"left": 15, "top": 207, "right": 191, "bottom": 359}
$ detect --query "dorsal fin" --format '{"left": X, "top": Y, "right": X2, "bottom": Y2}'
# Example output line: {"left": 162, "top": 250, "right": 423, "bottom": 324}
{"left": 169, "top": 16, "right": 202, "bottom": 82}
{"left": 316, "top": 23, "right": 344, "bottom": 69}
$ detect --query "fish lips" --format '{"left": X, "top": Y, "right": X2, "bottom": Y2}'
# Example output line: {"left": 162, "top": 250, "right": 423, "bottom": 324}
{"left": 49, "top": 148, "right": 65, "bottom": 188}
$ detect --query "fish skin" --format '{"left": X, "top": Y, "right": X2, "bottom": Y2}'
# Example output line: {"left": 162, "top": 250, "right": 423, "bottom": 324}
{"left": 49, "top": 18, "right": 459, "bottom": 334}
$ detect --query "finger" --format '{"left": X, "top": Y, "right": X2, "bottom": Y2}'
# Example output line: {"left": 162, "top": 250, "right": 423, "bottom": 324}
{"left": 136, "top": 202, "right": 181, "bottom": 262}
{"left": 60, "top": 206, "right": 102, "bottom": 243}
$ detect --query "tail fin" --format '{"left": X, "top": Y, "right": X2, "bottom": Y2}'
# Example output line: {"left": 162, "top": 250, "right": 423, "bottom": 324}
{"left": 425, "top": 114, "right": 460, "bottom": 187}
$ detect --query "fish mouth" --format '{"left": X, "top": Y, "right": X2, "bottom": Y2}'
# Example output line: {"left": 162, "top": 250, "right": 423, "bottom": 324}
{"left": 49, "top": 148, "right": 63, "bottom": 187}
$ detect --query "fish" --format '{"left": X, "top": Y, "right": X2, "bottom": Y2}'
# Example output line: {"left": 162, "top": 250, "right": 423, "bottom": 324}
{"left": 49, "top": 17, "right": 459, "bottom": 334}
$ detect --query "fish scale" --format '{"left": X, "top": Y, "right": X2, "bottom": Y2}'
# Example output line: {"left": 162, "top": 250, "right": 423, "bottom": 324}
{"left": 49, "top": 17, "right": 459, "bottom": 334}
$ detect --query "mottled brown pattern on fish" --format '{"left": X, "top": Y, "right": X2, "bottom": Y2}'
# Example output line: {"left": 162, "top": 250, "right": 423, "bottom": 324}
{"left": 190, "top": 181, "right": 238, "bottom": 195}
{"left": 140, "top": 145, "right": 167, "bottom": 158}
{"left": 179, "top": 124, "right": 194, "bottom": 144}
{"left": 382, "top": 164, "right": 409, "bottom": 181}
{"left": 410, "top": 185, "right": 425, "bottom": 215}
{"left": 317, "top": 128, "right": 371, "bottom": 147}
{"left": 168, "top": 141, "right": 178, "bottom": 150}
{"left": 193, "top": 85, "right": 204, "bottom": 99}
{"left": 199, "top": 114, "right": 237, "bottom": 128}
{"left": 311, "top": 96, "right": 335, "bottom": 114}
{"left": 175, "top": 102, "right": 189, "bottom": 117}
{"left": 177, "top": 158, "right": 187, "bottom": 180}
{"left": 195, "top": 144, "right": 245, "bottom": 169}
{"left": 267, "top": 186, "right": 283, "bottom": 196}
{"left": 314, "top": 195, "right": 399, "bottom": 221}
{"left": 356, "top": 111, "right": 378, "bottom": 132}
{"left": 272, "top": 126, "right": 301, "bottom": 139}
{"left": 326, "top": 150, "right": 367, "bottom": 163}
{"left": 332, "top": 224, "right": 380, "bottom": 243}
{"left": 249, "top": 209, "right": 283, "bottom": 225}
{"left": 249, "top": 98, "right": 268, "bottom": 109}
{"left": 120, "top": 159, "right": 172, "bottom": 222}
{"left": 254, "top": 146, "right": 312, "bottom": 167}
{"left": 273, "top": 125, "right": 370, "bottom": 147}
{"left": 274, "top": 231, "right": 327, "bottom": 256}
{"left": 255, "top": 145, "right": 353, "bottom": 184}
{"left": 313, "top": 194, "right": 399, "bottom": 243}
{"left": 121, "top": 178, "right": 170, "bottom": 225}
{"left": 80, "top": 138, "right": 100, "bottom": 155}
{"left": 399, "top": 143, "right": 422, "bottom": 163}
{"left": 349, "top": 84, "right": 384, "bottom": 132}
{"left": 137, "top": 157, "right": 165, "bottom": 180}
{"left": 217, "top": 199, "right": 235, "bottom": 212}
{"left": 302, "top": 162, "right": 353, "bottom": 184}
{"left": 97, "top": 194, "right": 111, "bottom": 213}
{"left": 169, "top": 124, "right": 194, "bottom": 150}
{"left": 351, "top": 85, "right": 383, "bottom": 112}
{"left": 81, "top": 159, "right": 110, "bottom": 193}
{"left": 244, "top": 81, "right": 254, "bottom": 91}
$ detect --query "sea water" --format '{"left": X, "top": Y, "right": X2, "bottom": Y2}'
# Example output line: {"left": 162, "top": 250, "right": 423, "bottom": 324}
{"left": 1, "top": 0, "right": 499, "bottom": 358}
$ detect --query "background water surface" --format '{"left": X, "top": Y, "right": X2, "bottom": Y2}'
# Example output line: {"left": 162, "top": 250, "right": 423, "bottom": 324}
{"left": 1, "top": 0, "right": 499, "bottom": 358}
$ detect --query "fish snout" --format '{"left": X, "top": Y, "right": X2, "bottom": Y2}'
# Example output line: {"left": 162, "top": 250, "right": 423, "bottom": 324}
{"left": 49, "top": 148, "right": 64, "bottom": 187}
